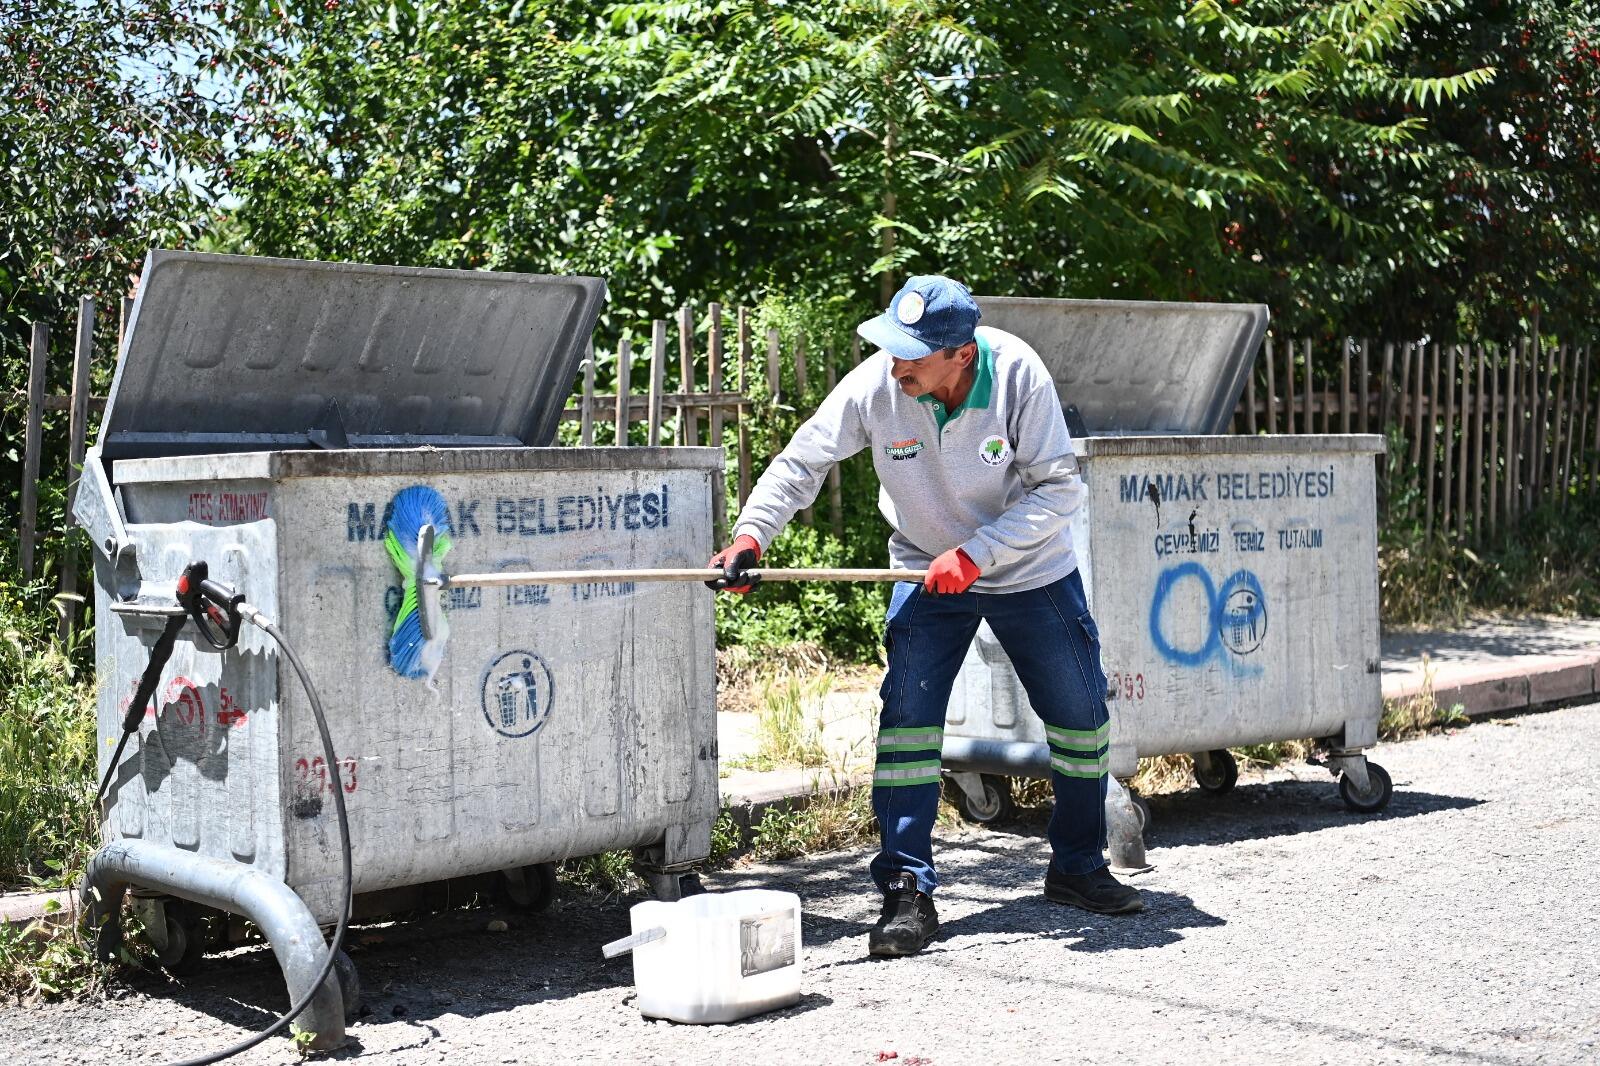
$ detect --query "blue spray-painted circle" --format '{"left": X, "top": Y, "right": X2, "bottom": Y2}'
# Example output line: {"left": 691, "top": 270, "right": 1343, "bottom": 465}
{"left": 1147, "top": 562, "right": 1220, "bottom": 667}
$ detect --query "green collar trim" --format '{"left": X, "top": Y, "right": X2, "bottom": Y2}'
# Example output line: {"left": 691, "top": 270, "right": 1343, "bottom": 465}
{"left": 918, "top": 335, "right": 993, "bottom": 431}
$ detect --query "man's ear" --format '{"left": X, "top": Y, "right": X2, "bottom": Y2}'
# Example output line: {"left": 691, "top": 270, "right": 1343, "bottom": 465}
{"left": 956, "top": 341, "right": 978, "bottom": 367}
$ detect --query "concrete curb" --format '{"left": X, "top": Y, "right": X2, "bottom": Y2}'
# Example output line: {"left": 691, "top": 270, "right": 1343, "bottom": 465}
{"left": 5, "top": 653, "right": 1595, "bottom": 932}
{"left": 1382, "top": 652, "right": 1600, "bottom": 718}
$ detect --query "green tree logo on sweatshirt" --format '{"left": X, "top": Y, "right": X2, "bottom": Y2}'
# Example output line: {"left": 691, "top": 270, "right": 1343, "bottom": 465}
{"left": 979, "top": 435, "right": 1010, "bottom": 466}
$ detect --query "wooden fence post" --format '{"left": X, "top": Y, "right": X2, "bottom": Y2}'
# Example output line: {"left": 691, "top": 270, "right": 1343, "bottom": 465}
{"left": 1538, "top": 333, "right": 1558, "bottom": 503}
{"left": 614, "top": 337, "right": 632, "bottom": 445}
{"left": 1340, "top": 336, "right": 1352, "bottom": 434}
{"left": 648, "top": 320, "right": 666, "bottom": 444}
{"left": 1283, "top": 335, "right": 1297, "bottom": 434}
{"left": 678, "top": 306, "right": 698, "bottom": 447}
{"left": 1488, "top": 342, "right": 1501, "bottom": 538}
{"left": 1379, "top": 341, "right": 1396, "bottom": 437}
{"left": 736, "top": 308, "right": 753, "bottom": 509}
{"left": 708, "top": 305, "right": 727, "bottom": 540}
{"left": 826, "top": 346, "right": 844, "bottom": 538}
{"left": 795, "top": 333, "right": 812, "bottom": 527}
{"left": 1521, "top": 336, "right": 1537, "bottom": 515}
{"left": 1455, "top": 345, "right": 1469, "bottom": 539}
{"left": 1559, "top": 342, "right": 1577, "bottom": 505}
{"left": 1302, "top": 339, "right": 1314, "bottom": 436}
{"left": 59, "top": 297, "right": 95, "bottom": 640}
{"left": 1505, "top": 339, "right": 1520, "bottom": 524}
{"left": 20, "top": 322, "right": 48, "bottom": 581}
{"left": 1441, "top": 343, "right": 1456, "bottom": 536}
{"left": 1407, "top": 343, "right": 1425, "bottom": 519}
{"left": 1358, "top": 337, "right": 1370, "bottom": 434}
{"left": 1581, "top": 344, "right": 1596, "bottom": 497}
{"left": 1471, "top": 343, "right": 1485, "bottom": 540}
{"left": 1555, "top": 342, "right": 1568, "bottom": 505}
{"left": 579, "top": 342, "right": 596, "bottom": 446}
{"left": 1264, "top": 336, "right": 1278, "bottom": 434}
{"left": 1424, "top": 341, "right": 1439, "bottom": 539}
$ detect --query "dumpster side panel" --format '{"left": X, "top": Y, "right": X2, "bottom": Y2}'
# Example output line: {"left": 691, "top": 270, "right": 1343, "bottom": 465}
{"left": 1087, "top": 443, "right": 1382, "bottom": 758}
{"left": 93, "top": 504, "right": 286, "bottom": 880}
{"left": 273, "top": 461, "right": 718, "bottom": 920}
{"left": 944, "top": 439, "right": 1382, "bottom": 776}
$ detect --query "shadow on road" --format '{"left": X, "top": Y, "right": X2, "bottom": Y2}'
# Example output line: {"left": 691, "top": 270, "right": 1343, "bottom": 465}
{"left": 1141, "top": 779, "right": 1485, "bottom": 849}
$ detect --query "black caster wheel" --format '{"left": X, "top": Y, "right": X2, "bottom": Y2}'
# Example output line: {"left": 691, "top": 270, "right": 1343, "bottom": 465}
{"left": 676, "top": 873, "right": 707, "bottom": 897}
{"left": 1339, "top": 762, "right": 1393, "bottom": 813}
{"left": 947, "top": 774, "right": 1015, "bottom": 824}
{"left": 1193, "top": 749, "right": 1239, "bottom": 795}
{"left": 331, "top": 949, "right": 362, "bottom": 1023}
{"left": 155, "top": 900, "right": 208, "bottom": 976}
{"left": 498, "top": 862, "right": 558, "bottom": 912}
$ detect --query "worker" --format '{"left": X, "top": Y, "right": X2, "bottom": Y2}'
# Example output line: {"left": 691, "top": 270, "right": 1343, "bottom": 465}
{"left": 708, "top": 275, "right": 1142, "bottom": 958}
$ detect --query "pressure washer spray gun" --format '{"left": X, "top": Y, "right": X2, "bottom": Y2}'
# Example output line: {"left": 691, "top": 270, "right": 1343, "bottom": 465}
{"left": 92, "top": 562, "right": 355, "bottom": 1066}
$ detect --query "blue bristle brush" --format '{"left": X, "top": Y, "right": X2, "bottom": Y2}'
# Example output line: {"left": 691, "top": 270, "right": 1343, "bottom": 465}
{"left": 384, "top": 486, "right": 453, "bottom": 681}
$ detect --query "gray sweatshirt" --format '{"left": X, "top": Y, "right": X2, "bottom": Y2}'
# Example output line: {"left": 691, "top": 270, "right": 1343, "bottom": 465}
{"left": 732, "top": 325, "right": 1085, "bottom": 593}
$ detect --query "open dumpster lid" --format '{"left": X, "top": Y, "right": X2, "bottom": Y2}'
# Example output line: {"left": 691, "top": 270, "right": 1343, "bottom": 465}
{"left": 974, "top": 297, "right": 1267, "bottom": 435}
{"left": 97, "top": 250, "right": 606, "bottom": 460}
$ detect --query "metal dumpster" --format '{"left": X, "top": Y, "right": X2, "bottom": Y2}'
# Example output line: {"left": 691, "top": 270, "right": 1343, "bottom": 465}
{"left": 75, "top": 250, "right": 723, "bottom": 1047}
{"left": 940, "top": 298, "right": 1388, "bottom": 867}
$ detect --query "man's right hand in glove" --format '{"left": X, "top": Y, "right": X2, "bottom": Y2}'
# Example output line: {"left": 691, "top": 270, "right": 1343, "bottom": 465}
{"left": 706, "top": 534, "right": 762, "bottom": 593}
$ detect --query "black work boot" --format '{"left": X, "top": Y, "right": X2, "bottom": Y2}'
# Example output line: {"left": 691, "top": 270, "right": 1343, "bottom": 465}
{"left": 868, "top": 873, "right": 939, "bottom": 957}
{"left": 1044, "top": 863, "right": 1144, "bottom": 914}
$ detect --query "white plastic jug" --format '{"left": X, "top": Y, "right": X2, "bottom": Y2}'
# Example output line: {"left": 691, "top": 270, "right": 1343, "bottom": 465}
{"left": 602, "top": 889, "right": 803, "bottom": 1023}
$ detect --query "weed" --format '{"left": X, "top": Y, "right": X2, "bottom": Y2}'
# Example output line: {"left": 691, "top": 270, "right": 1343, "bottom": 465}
{"left": 748, "top": 782, "right": 876, "bottom": 862}
{"left": 1233, "top": 739, "right": 1317, "bottom": 769}
{"left": 1008, "top": 776, "right": 1054, "bottom": 809}
{"left": 1129, "top": 755, "right": 1197, "bottom": 795}
{"left": 734, "top": 672, "right": 832, "bottom": 772}
{"left": 0, "top": 559, "right": 99, "bottom": 888}
{"left": 559, "top": 851, "right": 640, "bottom": 898}
{"left": 1380, "top": 657, "right": 1469, "bottom": 738}
{"left": 0, "top": 920, "right": 111, "bottom": 1003}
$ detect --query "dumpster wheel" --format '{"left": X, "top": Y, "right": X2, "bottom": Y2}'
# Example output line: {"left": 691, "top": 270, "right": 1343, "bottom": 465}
{"left": 498, "top": 862, "right": 558, "bottom": 913}
{"left": 946, "top": 773, "right": 1015, "bottom": 824}
{"left": 1192, "top": 749, "right": 1239, "bottom": 795}
{"left": 154, "top": 899, "right": 210, "bottom": 977}
{"left": 1339, "top": 761, "right": 1393, "bottom": 813}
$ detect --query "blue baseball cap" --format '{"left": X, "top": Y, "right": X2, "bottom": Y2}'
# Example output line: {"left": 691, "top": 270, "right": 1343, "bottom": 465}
{"left": 857, "top": 275, "right": 981, "bottom": 360}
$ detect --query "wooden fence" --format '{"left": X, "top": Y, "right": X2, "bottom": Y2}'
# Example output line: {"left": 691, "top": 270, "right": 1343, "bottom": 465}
{"left": 13, "top": 295, "right": 1598, "bottom": 645}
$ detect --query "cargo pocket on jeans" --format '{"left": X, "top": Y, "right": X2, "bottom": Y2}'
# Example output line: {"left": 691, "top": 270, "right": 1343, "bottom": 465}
{"left": 1076, "top": 610, "right": 1108, "bottom": 704}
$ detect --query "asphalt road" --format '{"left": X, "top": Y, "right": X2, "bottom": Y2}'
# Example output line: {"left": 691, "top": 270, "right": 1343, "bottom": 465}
{"left": 6, "top": 700, "right": 1597, "bottom": 1065}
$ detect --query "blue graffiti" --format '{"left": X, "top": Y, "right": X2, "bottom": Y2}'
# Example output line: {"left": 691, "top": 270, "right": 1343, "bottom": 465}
{"left": 1148, "top": 563, "right": 1268, "bottom": 674}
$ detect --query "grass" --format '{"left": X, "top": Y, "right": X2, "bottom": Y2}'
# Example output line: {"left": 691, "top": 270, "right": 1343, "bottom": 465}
{"left": 1379, "top": 494, "right": 1600, "bottom": 627}
{"left": 0, "top": 569, "right": 98, "bottom": 890}
{"left": 1380, "top": 657, "right": 1468, "bottom": 739}
{"left": 729, "top": 671, "right": 833, "bottom": 772}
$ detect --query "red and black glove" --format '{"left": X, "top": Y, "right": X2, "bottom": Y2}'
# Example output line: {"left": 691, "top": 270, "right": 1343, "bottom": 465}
{"left": 925, "top": 547, "right": 980, "bottom": 594}
{"left": 706, "top": 534, "right": 762, "bottom": 593}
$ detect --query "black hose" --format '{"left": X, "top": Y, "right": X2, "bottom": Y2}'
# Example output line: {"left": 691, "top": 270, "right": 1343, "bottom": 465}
{"left": 155, "top": 614, "right": 355, "bottom": 1066}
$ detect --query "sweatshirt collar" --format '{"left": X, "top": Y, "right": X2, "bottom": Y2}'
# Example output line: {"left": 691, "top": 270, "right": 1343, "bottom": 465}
{"left": 918, "top": 334, "right": 993, "bottom": 428}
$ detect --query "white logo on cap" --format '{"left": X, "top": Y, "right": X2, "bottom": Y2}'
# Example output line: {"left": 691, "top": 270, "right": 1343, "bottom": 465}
{"left": 897, "top": 292, "right": 925, "bottom": 325}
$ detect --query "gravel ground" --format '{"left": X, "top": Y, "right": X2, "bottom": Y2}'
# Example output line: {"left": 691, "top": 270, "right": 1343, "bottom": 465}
{"left": 6, "top": 701, "right": 1598, "bottom": 1066}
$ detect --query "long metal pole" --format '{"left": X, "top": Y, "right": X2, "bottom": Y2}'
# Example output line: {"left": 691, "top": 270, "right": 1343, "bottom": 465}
{"left": 445, "top": 568, "right": 927, "bottom": 587}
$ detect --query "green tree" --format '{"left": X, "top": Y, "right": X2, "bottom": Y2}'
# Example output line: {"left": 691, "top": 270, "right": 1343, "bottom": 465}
{"left": 2, "top": 0, "right": 235, "bottom": 535}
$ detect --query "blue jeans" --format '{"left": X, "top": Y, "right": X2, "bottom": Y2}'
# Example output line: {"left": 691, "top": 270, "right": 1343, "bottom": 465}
{"left": 871, "top": 568, "right": 1110, "bottom": 896}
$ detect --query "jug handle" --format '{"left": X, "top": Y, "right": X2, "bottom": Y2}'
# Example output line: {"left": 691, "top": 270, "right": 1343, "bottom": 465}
{"left": 602, "top": 926, "right": 667, "bottom": 959}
